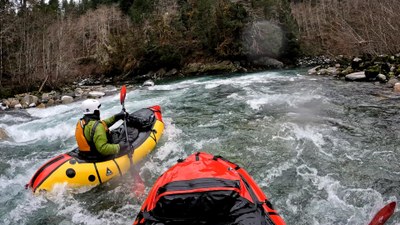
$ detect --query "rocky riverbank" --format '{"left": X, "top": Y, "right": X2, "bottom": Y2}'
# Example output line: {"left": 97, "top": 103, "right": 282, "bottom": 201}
{"left": 0, "top": 82, "right": 121, "bottom": 110}
{"left": 0, "top": 60, "right": 252, "bottom": 111}
{"left": 304, "top": 54, "right": 400, "bottom": 92}
{"left": 3, "top": 54, "right": 400, "bottom": 111}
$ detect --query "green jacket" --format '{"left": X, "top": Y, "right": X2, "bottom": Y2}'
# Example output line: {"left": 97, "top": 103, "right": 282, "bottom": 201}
{"left": 84, "top": 115, "right": 120, "bottom": 156}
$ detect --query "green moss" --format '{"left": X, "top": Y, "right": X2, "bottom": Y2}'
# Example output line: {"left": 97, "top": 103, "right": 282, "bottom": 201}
{"left": 365, "top": 65, "right": 380, "bottom": 79}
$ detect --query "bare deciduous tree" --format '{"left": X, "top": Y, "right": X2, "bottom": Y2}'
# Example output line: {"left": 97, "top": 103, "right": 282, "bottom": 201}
{"left": 291, "top": 0, "right": 400, "bottom": 56}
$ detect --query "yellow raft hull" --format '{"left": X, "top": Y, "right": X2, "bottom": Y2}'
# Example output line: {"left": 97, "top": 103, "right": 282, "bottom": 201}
{"left": 27, "top": 106, "right": 164, "bottom": 194}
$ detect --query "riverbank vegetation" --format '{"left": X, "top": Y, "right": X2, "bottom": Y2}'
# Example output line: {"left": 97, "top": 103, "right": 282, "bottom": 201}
{"left": 1, "top": 0, "right": 400, "bottom": 99}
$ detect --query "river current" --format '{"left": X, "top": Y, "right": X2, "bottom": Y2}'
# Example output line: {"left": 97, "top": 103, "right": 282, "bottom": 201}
{"left": 0, "top": 70, "right": 399, "bottom": 225}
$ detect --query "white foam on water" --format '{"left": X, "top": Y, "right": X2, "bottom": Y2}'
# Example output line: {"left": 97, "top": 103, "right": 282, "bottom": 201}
{"left": 192, "top": 138, "right": 220, "bottom": 150}
{"left": 226, "top": 93, "right": 242, "bottom": 100}
{"left": 1, "top": 157, "right": 51, "bottom": 224}
{"left": 0, "top": 114, "right": 33, "bottom": 123}
{"left": 261, "top": 160, "right": 296, "bottom": 183}
{"left": 149, "top": 71, "right": 294, "bottom": 92}
{"left": 153, "top": 117, "right": 184, "bottom": 163}
{"left": 285, "top": 192, "right": 301, "bottom": 214}
{"left": 3, "top": 194, "right": 48, "bottom": 225}
{"left": 148, "top": 78, "right": 204, "bottom": 91}
{"left": 27, "top": 104, "right": 77, "bottom": 118}
{"left": 295, "top": 163, "right": 394, "bottom": 225}
{"left": 290, "top": 123, "right": 333, "bottom": 158}
{"left": 246, "top": 92, "right": 324, "bottom": 111}
{"left": 6, "top": 121, "right": 75, "bottom": 143}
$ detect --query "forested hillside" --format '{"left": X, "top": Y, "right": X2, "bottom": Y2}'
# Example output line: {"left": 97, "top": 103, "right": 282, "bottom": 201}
{"left": 1, "top": 0, "right": 399, "bottom": 98}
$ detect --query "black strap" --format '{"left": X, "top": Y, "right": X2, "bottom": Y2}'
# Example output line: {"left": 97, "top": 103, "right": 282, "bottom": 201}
{"left": 195, "top": 152, "right": 201, "bottom": 161}
{"left": 91, "top": 121, "right": 100, "bottom": 142}
{"left": 87, "top": 120, "right": 101, "bottom": 152}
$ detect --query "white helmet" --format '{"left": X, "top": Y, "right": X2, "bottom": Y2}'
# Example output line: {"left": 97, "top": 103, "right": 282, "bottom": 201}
{"left": 81, "top": 99, "right": 101, "bottom": 115}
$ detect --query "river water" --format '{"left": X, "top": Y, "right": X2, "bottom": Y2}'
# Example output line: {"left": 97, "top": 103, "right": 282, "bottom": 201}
{"left": 0, "top": 70, "right": 399, "bottom": 225}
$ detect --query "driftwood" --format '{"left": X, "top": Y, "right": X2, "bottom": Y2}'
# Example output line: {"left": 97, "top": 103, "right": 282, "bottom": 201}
{"left": 38, "top": 74, "right": 49, "bottom": 93}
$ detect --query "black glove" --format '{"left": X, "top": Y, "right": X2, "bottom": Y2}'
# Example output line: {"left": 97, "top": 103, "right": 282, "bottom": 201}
{"left": 114, "top": 110, "right": 129, "bottom": 121}
{"left": 119, "top": 142, "right": 131, "bottom": 153}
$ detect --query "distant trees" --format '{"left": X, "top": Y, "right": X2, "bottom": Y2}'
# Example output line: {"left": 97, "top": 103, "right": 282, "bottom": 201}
{"left": 1, "top": 0, "right": 399, "bottom": 98}
{"left": 291, "top": 0, "right": 400, "bottom": 56}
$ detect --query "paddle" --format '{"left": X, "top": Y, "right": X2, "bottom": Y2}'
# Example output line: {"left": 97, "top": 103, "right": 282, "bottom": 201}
{"left": 119, "top": 85, "right": 145, "bottom": 196}
{"left": 368, "top": 201, "right": 396, "bottom": 225}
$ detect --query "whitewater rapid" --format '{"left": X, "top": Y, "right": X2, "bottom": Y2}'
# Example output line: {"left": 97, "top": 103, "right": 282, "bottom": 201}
{"left": 0, "top": 70, "right": 399, "bottom": 224}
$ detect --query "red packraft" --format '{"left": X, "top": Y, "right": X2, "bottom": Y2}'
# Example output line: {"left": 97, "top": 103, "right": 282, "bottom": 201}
{"left": 134, "top": 152, "right": 285, "bottom": 225}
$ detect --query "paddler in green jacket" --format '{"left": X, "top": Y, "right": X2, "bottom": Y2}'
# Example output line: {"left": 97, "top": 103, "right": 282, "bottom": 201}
{"left": 75, "top": 99, "right": 129, "bottom": 159}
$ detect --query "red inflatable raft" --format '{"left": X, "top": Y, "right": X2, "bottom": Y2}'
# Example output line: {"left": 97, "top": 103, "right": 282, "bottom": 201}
{"left": 134, "top": 152, "right": 286, "bottom": 225}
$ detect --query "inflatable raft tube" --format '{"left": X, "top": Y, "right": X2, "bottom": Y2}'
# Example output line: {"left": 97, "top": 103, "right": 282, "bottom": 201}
{"left": 26, "top": 105, "right": 164, "bottom": 194}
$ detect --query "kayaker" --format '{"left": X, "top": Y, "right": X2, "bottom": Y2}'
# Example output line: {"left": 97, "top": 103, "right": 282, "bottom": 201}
{"left": 75, "top": 99, "right": 130, "bottom": 159}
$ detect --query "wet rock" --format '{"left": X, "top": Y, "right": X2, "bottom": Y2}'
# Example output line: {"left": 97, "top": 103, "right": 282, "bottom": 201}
{"left": 308, "top": 66, "right": 321, "bottom": 75}
{"left": 0, "top": 128, "right": 9, "bottom": 140}
{"left": 88, "top": 91, "right": 105, "bottom": 98}
{"left": 37, "top": 103, "right": 46, "bottom": 108}
{"left": 345, "top": 72, "right": 366, "bottom": 81}
{"left": 21, "top": 95, "right": 39, "bottom": 106}
{"left": 47, "top": 99, "right": 55, "bottom": 106}
{"left": 41, "top": 93, "right": 50, "bottom": 102}
{"left": 377, "top": 74, "right": 387, "bottom": 83}
{"left": 143, "top": 80, "right": 155, "bottom": 87}
{"left": 365, "top": 65, "right": 380, "bottom": 79}
{"left": 183, "top": 61, "right": 238, "bottom": 75}
{"left": 0, "top": 105, "right": 6, "bottom": 110}
{"left": 252, "top": 57, "right": 284, "bottom": 68}
{"left": 61, "top": 96, "right": 74, "bottom": 104}
{"left": 9, "top": 99, "right": 19, "bottom": 108}
{"left": 341, "top": 66, "right": 354, "bottom": 76}
{"left": 165, "top": 69, "right": 178, "bottom": 77}
{"left": 14, "top": 104, "right": 22, "bottom": 109}
{"left": 351, "top": 57, "right": 363, "bottom": 70}
{"left": 394, "top": 83, "right": 400, "bottom": 92}
{"left": 29, "top": 103, "right": 36, "bottom": 108}
{"left": 74, "top": 88, "right": 84, "bottom": 97}
{"left": 387, "top": 78, "right": 399, "bottom": 87}
{"left": 154, "top": 68, "right": 167, "bottom": 79}
{"left": 2, "top": 99, "right": 10, "bottom": 108}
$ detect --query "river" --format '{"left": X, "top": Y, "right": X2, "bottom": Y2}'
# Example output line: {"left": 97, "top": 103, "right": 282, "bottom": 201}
{"left": 0, "top": 70, "right": 399, "bottom": 225}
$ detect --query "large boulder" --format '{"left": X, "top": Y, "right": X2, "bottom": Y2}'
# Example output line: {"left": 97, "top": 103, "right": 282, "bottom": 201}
{"left": 251, "top": 57, "right": 284, "bottom": 68}
{"left": 182, "top": 61, "right": 238, "bottom": 75}
{"left": 345, "top": 72, "right": 366, "bottom": 81}
{"left": 21, "top": 95, "right": 39, "bottom": 106}
{"left": 61, "top": 95, "right": 74, "bottom": 104}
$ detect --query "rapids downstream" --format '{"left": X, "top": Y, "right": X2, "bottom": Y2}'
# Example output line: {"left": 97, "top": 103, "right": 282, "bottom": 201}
{"left": 0, "top": 70, "right": 399, "bottom": 225}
